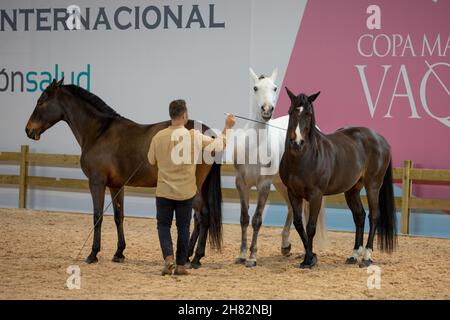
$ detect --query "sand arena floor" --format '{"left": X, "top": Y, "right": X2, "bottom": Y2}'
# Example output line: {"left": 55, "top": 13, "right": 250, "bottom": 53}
{"left": 0, "top": 208, "right": 449, "bottom": 299}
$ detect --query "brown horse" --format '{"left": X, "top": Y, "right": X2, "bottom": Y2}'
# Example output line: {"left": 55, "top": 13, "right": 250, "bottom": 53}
{"left": 25, "top": 79, "right": 222, "bottom": 268}
{"left": 280, "top": 88, "right": 397, "bottom": 268}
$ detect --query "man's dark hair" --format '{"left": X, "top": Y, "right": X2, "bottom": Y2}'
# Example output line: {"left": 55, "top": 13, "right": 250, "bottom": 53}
{"left": 169, "top": 99, "right": 187, "bottom": 119}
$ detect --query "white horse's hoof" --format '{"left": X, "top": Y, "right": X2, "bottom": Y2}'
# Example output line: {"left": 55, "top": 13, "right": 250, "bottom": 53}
{"left": 281, "top": 244, "right": 292, "bottom": 257}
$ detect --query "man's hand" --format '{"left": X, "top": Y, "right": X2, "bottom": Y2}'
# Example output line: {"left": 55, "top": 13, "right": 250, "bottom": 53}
{"left": 225, "top": 113, "right": 236, "bottom": 129}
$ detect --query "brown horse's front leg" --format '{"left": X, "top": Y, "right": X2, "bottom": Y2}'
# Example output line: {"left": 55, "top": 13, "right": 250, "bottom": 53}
{"left": 86, "top": 179, "right": 106, "bottom": 264}
{"left": 110, "top": 187, "right": 126, "bottom": 263}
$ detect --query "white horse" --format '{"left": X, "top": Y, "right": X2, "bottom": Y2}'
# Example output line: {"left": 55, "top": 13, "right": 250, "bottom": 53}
{"left": 226, "top": 67, "right": 328, "bottom": 267}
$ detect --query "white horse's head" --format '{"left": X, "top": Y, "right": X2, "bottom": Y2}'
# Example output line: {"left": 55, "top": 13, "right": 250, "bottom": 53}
{"left": 249, "top": 67, "right": 278, "bottom": 122}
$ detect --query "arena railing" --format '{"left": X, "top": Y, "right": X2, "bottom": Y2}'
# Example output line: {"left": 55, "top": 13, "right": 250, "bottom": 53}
{"left": 1, "top": 145, "right": 449, "bottom": 235}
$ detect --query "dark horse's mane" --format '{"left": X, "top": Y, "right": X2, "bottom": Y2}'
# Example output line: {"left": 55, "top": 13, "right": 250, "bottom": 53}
{"left": 63, "top": 85, "right": 121, "bottom": 118}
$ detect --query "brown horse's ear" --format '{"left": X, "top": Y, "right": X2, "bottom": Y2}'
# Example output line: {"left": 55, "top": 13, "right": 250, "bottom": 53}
{"left": 285, "top": 87, "right": 296, "bottom": 101}
{"left": 56, "top": 78, "right": 64, "bottom": 87}
{"left": 50, "top": 79, "right": 57, "bottom": 87}
{"left": 308, "top": 91, "right": 320, "bottom": 103}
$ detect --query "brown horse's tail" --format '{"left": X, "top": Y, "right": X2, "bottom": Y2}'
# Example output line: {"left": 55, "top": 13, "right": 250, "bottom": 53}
{"left": 202, "top": 162, "right": 223, "bottom": 250}
{"left": 377, "top": 160, "right": 397, "bottom": 253}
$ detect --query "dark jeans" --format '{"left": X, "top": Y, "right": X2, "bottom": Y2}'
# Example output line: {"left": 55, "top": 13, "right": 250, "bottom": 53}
{"left": 156, "top": 196, "right": 194, "bottom": 266}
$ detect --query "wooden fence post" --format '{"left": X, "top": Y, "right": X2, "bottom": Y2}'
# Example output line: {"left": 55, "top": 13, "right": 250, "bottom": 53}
{"left": 401, "top": 160, "right": 412, "bottom": 235}
{"left": 18, "top": 145, "right": 29, "bottom": 209}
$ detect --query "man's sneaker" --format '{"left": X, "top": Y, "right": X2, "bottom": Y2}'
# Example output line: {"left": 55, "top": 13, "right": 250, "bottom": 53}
{"left": 161, "top": 256, "right": 175, "bottom": 276}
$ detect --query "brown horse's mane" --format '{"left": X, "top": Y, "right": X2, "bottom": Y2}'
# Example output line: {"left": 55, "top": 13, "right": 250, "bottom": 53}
{"left": 63, "top": 85, "right": 121, "bottom": 118}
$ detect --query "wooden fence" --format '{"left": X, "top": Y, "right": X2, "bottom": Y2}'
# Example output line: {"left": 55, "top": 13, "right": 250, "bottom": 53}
{"left": 1, "top": 145, "right": 449, "bottom": 235}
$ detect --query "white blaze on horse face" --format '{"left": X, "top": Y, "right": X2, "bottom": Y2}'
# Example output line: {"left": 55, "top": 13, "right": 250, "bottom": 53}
{"left": 294, "top": 107, "right": 304, "bottom": 144}
{"left": 295, "top": 123, "right": 303, "bottom": 144}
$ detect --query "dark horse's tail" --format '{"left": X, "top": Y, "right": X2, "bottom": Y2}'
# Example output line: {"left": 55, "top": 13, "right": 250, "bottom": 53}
{"left": 201, "top": 162, "right": 223, "bottom": 250}
{"left": 377, "top": 160, "right": 397, "bottom": 253}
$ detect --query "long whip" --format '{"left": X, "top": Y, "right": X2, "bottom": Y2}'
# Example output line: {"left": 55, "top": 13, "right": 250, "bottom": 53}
{"left": 224, "top": 113, "right": 287, "bottom": 131}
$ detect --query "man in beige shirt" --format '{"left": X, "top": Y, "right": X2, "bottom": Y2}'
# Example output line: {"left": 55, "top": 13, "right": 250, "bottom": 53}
{"left": 148, "top": 99, "right": 235, "bottom": 275}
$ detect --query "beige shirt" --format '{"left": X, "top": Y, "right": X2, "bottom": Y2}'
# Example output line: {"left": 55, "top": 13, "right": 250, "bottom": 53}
{"left": 148, "top": 125, "right": 228, "bottom": 200}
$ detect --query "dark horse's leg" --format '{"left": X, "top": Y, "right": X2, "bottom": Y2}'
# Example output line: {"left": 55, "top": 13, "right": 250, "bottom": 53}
{"left": 288, "top": 191, "right": 308, "bottom": 260}
{"left": 344, "top": 183, "right": 366, "bottom": 264}
{"left": 86, "top": 178, "right": 106, "bottom": 264}
{"left": 301, "top": 193, "right": 322, "bottom": 268}
{"left": 110, "top": 187, "right": 126, "bottom": 263}
{"left": 360, "top": 184, "right": 380, "bottom": 267}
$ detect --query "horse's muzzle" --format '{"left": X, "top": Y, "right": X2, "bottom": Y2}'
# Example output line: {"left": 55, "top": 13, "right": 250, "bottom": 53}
{"left": 25, "top": 127, "right": 41, "bottom": 140}
{"left": 289, "top": 139, "right": 304, "bottom": 149}
{"left": 261, "top": 105, "right": 274, "bottom": 121}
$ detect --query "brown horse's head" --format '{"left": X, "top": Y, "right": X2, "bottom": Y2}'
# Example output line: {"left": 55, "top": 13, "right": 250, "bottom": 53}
{"left": 25, "top": 79, "right": 65, "bottom": 140}
{"left": 285, "top": 87, "right": 320, "bottom": 148}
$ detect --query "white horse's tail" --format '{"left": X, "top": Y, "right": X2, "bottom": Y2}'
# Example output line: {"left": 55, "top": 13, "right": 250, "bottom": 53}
{"left": 302, "top": 198, "right": 329, "bottom": 251}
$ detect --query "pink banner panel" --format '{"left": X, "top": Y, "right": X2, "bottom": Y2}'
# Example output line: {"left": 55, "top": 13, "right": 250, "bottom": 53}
{"left": 276, "top": 0, "right": 450, "bottom": 199}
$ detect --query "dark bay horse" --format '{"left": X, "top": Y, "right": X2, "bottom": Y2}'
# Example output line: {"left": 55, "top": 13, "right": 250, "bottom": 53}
{"left": 279, "top": 88, "right": 397, "bottom": 268}
{"left": 25, "top": 79, "right": 221, "bottom": 268}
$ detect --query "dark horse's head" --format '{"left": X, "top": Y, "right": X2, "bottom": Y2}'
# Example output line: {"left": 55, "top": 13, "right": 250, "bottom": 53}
{"left": 25, "top": 79, "right": 65, "bottom": 140}
{"left": 285, "top": 87, "right": 320, "bottom": 148}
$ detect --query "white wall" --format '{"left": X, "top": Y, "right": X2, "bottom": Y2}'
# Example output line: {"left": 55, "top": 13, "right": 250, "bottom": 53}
{"left": 0, "top": 0, "right": 307, "bottom": 215}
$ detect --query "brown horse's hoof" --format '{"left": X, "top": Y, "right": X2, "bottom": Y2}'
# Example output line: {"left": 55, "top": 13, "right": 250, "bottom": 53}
{"left": 359, "top": 259, "right": 373, "bottom": 268}
{"left": 345, "top": 257, "right": 358, "bottom": 264}
{"left": 112, "top": 255, "right": 125, "bottom": 263}
{"left": 85, "top": 254, "right": 98, "bottom": 264}
{"left": 299, "top": 254, "right": 317, "bottom": 269}
{"left": 281, "top": 244, "right": 292, "bottom": 257}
